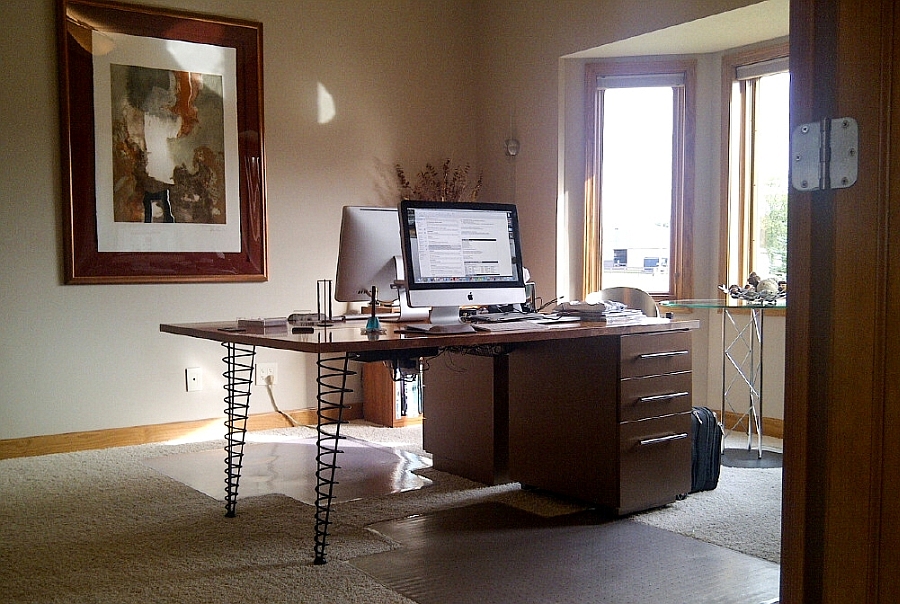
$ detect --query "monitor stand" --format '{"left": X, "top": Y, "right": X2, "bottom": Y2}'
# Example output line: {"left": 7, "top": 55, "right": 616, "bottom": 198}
{"left": 428, "top": 306, "right": 464, "bottom": 326}
{"left": 402, "top": 305, "right": 475, "bottom": 334}
{"left": 378, "top": 257, "right": 430, "bottom": 322}
{"left": 404, "top": 306, "right": 475, "bottom": 335}
{"left": 378, "top": 285, "right": 430, "bottom": 322}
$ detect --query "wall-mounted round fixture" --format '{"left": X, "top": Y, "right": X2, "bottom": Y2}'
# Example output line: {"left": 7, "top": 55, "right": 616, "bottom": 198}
{"left": 505, "top": 138, "right": 520, "bottom": 157}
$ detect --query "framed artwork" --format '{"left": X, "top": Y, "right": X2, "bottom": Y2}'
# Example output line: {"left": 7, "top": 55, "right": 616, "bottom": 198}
{"left": 57, "top": 0, "right": 266, "bottom": 283}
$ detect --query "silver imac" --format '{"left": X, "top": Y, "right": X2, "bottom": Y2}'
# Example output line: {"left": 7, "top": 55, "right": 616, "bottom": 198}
{"left": 398, "top": 200, "right": 527, "bottom": 329}
{"left": 334, "top": 206, "right": 428, "bottom": 321}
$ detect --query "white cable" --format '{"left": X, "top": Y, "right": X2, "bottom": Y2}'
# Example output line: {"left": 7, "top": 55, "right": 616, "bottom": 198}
{"left": 264, "top": 375, "right": 302, "bottom": 427}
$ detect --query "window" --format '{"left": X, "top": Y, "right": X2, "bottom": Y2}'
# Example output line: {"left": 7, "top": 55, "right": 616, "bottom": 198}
{"left": 583, "top": 59, "right": 695, "bottom": 300}
{"left": 722, "top": 44, "right": 789, "bottom": 287}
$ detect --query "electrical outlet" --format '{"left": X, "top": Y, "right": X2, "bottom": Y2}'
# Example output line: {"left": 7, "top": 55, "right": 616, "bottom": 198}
{"left": 185, "top": 367, "right": 203, "bottom": 392}
{"left": 255, "top": 362, "right": 277, "bottom": 386}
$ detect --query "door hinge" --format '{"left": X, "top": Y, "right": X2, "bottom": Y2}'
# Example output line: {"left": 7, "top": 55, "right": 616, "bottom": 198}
{"left": 791, "top": 117, "right": 858, "bottom": 191}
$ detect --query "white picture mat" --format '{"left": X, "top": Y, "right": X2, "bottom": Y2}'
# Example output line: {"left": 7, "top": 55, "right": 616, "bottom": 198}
{"left": 93, "top": 31, "right": 241, "bottom": 253}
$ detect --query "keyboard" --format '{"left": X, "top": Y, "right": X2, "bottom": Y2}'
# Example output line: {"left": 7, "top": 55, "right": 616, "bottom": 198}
{"left": 471, "top": 321, "right": 549, "bottom": 332}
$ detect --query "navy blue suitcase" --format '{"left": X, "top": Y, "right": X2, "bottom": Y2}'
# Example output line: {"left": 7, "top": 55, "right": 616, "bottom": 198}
{"left": 690, "top": 406, "right": 723, "bottom": 493}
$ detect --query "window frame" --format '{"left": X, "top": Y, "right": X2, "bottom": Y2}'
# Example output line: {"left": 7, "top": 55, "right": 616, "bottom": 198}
{"left": 582, "top": 58, "right": 696, "bottom": 301}
{"left": 720, "top": 42, "right": 790, "bottom": 290}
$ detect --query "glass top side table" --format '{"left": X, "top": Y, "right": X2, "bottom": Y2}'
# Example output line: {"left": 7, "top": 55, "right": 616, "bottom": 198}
{"left": 661, "top": 297, "right": 785, "bottom": 460}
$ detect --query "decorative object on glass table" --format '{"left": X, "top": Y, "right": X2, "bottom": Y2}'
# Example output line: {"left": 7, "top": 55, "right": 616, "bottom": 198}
{"left": 720, "top": 272, "right": 786, "bottom": 304}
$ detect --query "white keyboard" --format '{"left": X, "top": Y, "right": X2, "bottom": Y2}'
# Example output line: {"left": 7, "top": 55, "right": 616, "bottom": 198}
{"left": 471, "top": 321, "right": 548, "bottom": 332}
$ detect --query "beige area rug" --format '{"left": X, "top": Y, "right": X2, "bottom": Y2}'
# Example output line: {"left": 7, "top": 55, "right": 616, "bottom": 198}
{"left": 0, "top": 422, "right": 781, "bottom": 603}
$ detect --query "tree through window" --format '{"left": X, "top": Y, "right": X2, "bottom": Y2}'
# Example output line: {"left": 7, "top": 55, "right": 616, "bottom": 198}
{"left": 722, "top": 44, "right": 789, "bottom": 287}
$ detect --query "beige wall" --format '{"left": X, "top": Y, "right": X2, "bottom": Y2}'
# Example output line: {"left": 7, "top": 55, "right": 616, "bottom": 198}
{"left": 0, "top": 0, "right": 772, "bottom": 441}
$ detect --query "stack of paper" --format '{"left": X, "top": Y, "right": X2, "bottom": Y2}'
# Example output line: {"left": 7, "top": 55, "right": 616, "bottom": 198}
{"left": 554, "top": 301, "right": 644, "bottom": 322}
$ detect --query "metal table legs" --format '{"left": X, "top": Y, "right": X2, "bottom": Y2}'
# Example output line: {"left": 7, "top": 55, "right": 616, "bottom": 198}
{"left": 312, "top": 351, "right": 352, "bottom": 565}
{"left": 220, "top": 341, "right": 353, "bottom": 564}
{"left": 222, "top": 341, "right": 255, "bottom": 517}
{"left": 721, "top": 307, "right": 764, "bottom": 458}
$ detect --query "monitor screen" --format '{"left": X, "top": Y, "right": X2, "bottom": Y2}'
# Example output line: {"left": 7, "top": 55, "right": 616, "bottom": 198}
{"left": 334, "top": 206, "right": 402, "bottom": 304}
{"left": 399, "top": 200, "right": 526, "bottom": 319}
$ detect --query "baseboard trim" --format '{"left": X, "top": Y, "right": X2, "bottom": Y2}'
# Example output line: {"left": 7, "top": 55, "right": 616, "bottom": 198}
{"left": 0, "top": 404, "right": 363, "bottom": 460}
{"left": 2, "top": 406, "right": 781, "bottom": 460}
{"left": 721, "top": 411, "right": 784, "bottom": 440}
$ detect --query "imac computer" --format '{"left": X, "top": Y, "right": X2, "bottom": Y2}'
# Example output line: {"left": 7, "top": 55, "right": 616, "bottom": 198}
{"left": 399, "top": 199, "right": 527, "bottom": 332}
{"left": 333, "top": 206, "right": 428, "bottom": 322}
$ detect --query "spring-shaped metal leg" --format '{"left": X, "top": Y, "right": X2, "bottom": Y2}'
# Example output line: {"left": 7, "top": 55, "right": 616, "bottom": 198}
{"left": 313, "top": 351, "right": 354, "bottom": 565}
{"left": 221, "top": 341, "right": 255, "bottom": 518}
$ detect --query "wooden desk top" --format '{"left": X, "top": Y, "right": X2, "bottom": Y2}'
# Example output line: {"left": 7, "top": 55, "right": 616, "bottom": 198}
{"left": 160, "top": 317, "right": 700, "bottom": 355}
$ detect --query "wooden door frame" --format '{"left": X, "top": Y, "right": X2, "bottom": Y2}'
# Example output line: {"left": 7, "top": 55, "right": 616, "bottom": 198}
{"left": 783, "top": 0, "right": 898, "bottom": 601}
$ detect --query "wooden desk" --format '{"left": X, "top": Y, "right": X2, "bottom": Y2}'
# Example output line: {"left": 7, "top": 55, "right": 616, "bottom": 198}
{"left": 160, "top": 317, "right": 698, "bottom": 563}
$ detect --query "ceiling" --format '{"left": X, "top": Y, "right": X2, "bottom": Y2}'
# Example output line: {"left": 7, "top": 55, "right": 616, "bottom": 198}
{"left": 565, "top": 0, "right": 789, "bottom": 58}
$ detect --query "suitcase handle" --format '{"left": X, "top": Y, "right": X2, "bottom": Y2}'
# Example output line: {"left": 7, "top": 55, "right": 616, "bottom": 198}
{"left": 638, "top": 350, "right": 689, "bottom": 359}
{"left": 639, "top": 433, "right": 689, "bottom": 447}
{"left": 638, "top": 391, "right": 689, "bottom": 403}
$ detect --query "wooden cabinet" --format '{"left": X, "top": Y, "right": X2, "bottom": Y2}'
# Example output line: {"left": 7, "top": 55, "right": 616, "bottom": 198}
{"left": 507, "top": 330, "right": 693, "bottom": 515}
{"left": 362, "top": 362, "right": 423, "bottom": 428}
{"left": 422, "top": 352, "right": 510, "bottom": 485}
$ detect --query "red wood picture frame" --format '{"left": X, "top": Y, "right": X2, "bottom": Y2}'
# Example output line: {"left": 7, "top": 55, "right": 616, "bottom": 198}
{"left": 57, "top": 0, "right": 266, "bottom": 283}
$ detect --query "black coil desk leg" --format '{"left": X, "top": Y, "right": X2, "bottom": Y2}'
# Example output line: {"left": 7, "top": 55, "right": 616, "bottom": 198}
{"left": 313, "top": 351, "right": 354, "bottom": 565}
{"left": 221, "top": 341, "right": 255, "bottom": 517}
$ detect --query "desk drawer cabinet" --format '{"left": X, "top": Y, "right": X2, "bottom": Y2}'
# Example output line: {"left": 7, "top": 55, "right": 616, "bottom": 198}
{"left": 617, "top": 331, "right": 693, "bottom": 513}
{"left": 507, "top": 329, "right": 694, "bottom": 515}
{"left": 620, "top": 330, "right": 692, "bottom": 378}
{"left": 619, "top": 413, "right": 692, "bottom": 513}
{"left": 619, "top": 371, "right": 692, "bottom": 422}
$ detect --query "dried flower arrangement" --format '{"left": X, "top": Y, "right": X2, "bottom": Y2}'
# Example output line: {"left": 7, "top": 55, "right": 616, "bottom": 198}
{"left": 395, "top": 158, "right": 483, "bottom": 202}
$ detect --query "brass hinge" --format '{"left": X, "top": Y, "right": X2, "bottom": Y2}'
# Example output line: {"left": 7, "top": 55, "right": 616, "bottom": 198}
{"left": 791, "top": 117, "right": 858, "bottom": 191}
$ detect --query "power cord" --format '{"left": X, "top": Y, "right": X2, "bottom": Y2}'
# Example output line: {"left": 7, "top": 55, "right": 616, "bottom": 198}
{"left": 263, "top": 374, "right": 302, "bottom": 427}
{"left": 537, "top": 297, "right": 559, "bottom": 312}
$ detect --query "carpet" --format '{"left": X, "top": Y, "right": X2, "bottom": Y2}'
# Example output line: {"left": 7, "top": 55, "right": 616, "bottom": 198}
{"left": 0, "top": 422, "right": 782, "bottom": 603}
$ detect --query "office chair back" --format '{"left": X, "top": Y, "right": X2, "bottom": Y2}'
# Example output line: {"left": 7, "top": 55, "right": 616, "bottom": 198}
{"left": 596, "top": 286, "right": 660, "bottom": 317}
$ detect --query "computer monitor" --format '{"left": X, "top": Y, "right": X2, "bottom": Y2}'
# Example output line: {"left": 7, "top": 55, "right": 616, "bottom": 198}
{"left": 334, "top": 206, "right": 402, "bottom": 305}
{"left": 399, "top": 199, "right": 527, "bottom": 326}
{"left": 333, "top": 206, "right": 429, "bottom": 321}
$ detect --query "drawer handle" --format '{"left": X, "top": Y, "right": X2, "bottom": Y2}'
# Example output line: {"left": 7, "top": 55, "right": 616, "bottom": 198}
{"left": 639, "top": 433, "right": 689, "bottom": 447}
{"left": 638, "top": 350, "right": 689, "bottom": 359}
{"left": 638, "top": 391, "right": 690, "bottom": 403}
